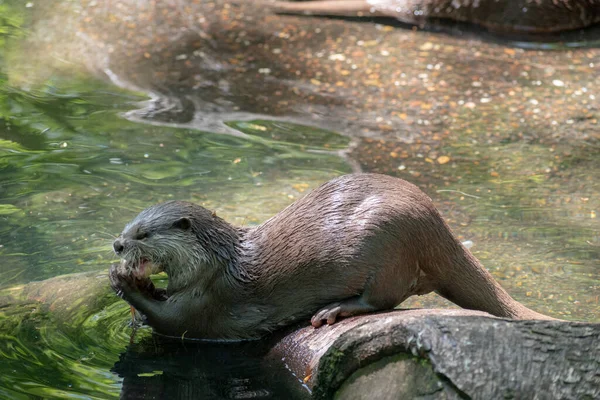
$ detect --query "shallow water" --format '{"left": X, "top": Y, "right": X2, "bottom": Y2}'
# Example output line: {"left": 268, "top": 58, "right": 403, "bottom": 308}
{"left": 0, "top": 0, "right": 599, "bottom": 398}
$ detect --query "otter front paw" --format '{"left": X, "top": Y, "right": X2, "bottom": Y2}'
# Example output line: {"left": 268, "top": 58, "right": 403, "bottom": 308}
{"left": 108, "top": 264, "right": 146, "bottom": 303}
{"left": 109, "top": 263, "right": 138, "bottom": 300}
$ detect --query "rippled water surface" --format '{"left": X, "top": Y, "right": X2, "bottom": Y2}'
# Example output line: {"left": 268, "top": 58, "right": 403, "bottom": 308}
{"left": 0, "top": 0, "right": 598, "bottom": 398}
{"left": 0, "top": 76, "right": 340, "bottom": 398}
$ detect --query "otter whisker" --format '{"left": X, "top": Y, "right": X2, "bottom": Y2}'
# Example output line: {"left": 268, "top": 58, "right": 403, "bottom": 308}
{"left": 94, "top": 229, "right": 119, "bottom": 240}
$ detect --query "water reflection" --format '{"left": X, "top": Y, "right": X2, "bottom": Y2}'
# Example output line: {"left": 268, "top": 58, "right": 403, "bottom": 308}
{"left": 113, "top": 335, "right": 309, "bottom": 399}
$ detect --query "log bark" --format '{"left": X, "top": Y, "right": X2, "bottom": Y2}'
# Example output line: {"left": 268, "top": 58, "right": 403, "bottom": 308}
{"left": 269, "top": 309, "right": 600, "bottom": 399}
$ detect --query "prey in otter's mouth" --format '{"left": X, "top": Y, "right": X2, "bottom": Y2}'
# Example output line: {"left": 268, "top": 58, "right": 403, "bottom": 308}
{"left": 116, "top": 256, "right": 161, "bottom": 280}
{"left": 111, "top": 206, "right": 198, "bottom": 281}
{"left": 108, "top": 173, "right": 555, "bottom": 341}
{"left": 113, "top": 235, "right": 165, "bottom": 284}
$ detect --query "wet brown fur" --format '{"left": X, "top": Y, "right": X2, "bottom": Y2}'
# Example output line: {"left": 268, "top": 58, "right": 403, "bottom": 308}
{"left": 109, "top": 173, "right": 553, "bottom": 340}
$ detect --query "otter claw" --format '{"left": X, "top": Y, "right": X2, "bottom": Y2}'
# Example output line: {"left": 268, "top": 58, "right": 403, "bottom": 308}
{"left": 311, "top": 303, "right": 342, "bottom": 328}
{"left": 109, "top": 263, "right": 137, "bottom": 299}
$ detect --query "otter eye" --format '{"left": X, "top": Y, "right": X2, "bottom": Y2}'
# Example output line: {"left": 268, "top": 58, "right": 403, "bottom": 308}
{"left": 135, "top": 231, "right": 148, "bottom": 240}
{"left": 172, "top": 217, "right": 191, "bottom": 230}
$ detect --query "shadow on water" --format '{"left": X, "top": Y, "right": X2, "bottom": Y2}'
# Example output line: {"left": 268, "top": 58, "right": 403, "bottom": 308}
{"left": 112, "top": 334, "right": 310, "bottom": 399}
{"left": 0, "top": 271, "right": 309, "bottom": 399}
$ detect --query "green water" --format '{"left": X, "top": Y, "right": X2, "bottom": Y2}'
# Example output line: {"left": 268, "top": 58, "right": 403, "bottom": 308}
{"left": 0, "top": 76, "right": 349, "bottom": 285}
{"left": 0, "top": 0, "right": 599, "bottom": 398}
{"left": 0, "top": 76, "right": 344, "bottom": 398}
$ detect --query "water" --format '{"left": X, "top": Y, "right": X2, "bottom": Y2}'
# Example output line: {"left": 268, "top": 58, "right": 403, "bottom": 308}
{"left": 0, "top": 0, "right": 598, "bottom": 398}
{"left": 0, "top": 80, "right": 350, "bottom": 285}
{"left": 0, "top": 76, "right": 341, "bottom": 400}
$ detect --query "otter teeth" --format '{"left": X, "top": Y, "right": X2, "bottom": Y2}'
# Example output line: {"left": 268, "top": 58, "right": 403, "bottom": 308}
{"left": 117, "top": 257, "right": 148, "bottom": 276}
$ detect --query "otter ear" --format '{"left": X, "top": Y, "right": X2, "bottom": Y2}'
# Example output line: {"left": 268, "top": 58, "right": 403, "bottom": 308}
{"left": 172, "top": 217, "right": 191, "bottom": 230}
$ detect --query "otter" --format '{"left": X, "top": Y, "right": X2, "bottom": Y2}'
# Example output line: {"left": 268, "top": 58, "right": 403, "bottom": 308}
{"left": 109, "top": 173, "right": 553, "bottom": 340}
{"left": 268, "top": 0, "right": 600, "bottom": 33}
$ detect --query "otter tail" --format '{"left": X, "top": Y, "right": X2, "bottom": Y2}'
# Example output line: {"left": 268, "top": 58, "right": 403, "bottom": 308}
{"left": 420, "top": 215, "right": 556, "bottom": 320}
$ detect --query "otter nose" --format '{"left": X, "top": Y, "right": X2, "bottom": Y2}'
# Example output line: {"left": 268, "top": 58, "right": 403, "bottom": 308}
{"left": 113, "top": 239, "right": 125, "bottom": 255}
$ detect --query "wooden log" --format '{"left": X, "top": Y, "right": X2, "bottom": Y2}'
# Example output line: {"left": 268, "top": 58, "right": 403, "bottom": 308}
{"left": 269, "top": 309, "right": 600, "bottom": 399}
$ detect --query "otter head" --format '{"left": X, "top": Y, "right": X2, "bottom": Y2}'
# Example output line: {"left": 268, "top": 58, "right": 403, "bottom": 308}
{"left": 113, "top": 201, "right": 233, "bottom": 282}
